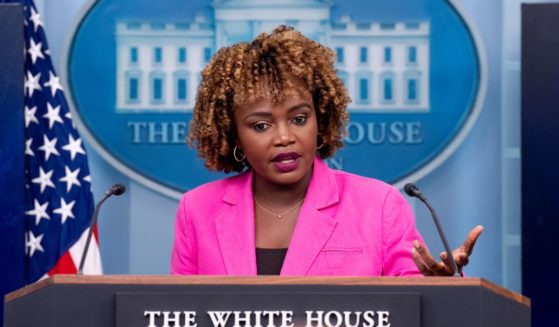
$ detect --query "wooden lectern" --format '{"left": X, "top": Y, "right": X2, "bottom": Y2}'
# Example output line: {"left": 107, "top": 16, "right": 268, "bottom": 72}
{"left": 4, "top": 275, "right": 530, "bottom": 327}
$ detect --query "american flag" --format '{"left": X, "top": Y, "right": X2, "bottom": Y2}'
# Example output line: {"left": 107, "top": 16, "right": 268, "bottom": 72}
{"left": 21, "top": 0, "right": 101, "bottom": 283}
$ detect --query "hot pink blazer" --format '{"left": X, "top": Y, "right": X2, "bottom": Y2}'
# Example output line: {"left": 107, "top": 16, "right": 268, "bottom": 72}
{"left": 171, "top": 157, "right": 424, "bottom": 276}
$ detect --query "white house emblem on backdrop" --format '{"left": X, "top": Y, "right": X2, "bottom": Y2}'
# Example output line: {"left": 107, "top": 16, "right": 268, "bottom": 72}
{"left": 65, "top": 0, "right": 484, "bottom": 199}
{"left": 115, "top": 13, "right": 430, "bottom": 114}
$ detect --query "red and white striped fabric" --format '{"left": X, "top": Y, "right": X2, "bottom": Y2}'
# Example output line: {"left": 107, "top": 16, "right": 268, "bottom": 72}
{"left": 45, "top": 227, "right": 102, "bottom": 277}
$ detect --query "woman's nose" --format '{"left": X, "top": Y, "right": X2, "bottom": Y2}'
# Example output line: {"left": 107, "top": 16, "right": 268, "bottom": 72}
{"left": 273, "top": 123, "right": 295, "bottom": 146}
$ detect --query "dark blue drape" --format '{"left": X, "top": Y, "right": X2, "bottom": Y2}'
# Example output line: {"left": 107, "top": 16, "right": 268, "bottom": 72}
{"left": 0, "top": 2, "right": 25, "bottom": 327}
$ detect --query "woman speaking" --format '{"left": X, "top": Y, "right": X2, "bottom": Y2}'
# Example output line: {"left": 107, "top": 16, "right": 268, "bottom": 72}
{"left": 170, "top": 26, "right": 482, "bottom": 276}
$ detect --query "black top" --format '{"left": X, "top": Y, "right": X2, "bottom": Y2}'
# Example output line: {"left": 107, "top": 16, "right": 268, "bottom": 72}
{"left": 256, "top": 248, "right": 288, "bottom": 275}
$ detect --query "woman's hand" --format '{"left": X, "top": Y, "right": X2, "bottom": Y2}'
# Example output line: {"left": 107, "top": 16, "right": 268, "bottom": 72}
{"left": 412, "top": 225, "right": 484, "bottom": 276}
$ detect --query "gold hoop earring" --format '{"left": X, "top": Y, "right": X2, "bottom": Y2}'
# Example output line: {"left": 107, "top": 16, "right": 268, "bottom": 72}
{"left": 233, "top": 145, "right": 246, "bottom": 162}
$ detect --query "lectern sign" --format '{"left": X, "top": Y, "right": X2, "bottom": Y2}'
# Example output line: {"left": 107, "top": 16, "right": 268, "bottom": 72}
{"left": 116, "top": 292, "right": 420, "bottom": 327}
{"left": 65, "top": 0, "right": 484, "bottom": 198}
{"left": 144, "top": 310, "right": 391, "bottom": 327}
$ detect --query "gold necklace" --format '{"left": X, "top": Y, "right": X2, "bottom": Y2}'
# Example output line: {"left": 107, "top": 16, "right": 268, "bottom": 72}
{"left": 253, "top": 193, "right": 305, "bottom": 219}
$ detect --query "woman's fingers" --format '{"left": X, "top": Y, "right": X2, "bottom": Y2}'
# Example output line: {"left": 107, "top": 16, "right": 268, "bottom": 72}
{"left": 412, "top": 247, "right": 434, "bottom": 276}
{"left": 413, "top": 241, "right": 448, "bottom": 275}
{"left": 440, "top": 251, "right": 453, "bottom": 270}
{"left": 415, "top": 226, "right": 482, "bottom": 276}
{"left": 455, "top": 252, "right": 469, "bottom": 267}
{"left": 461, "top": 225, "right": 484, "bottom": 255}
{"left": 441, "top": 251, "right": 468, "bottom": 274}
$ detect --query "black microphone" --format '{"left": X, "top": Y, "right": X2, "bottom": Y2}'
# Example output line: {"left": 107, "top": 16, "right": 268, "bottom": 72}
{"left": 78, "top": 183, "right": 126, "bottom": 274}
{"left": 404, "top": 183, "right": 461, "bottom": 277}
{"left": 108, "top": 183, "right": 126, "bottom": 196}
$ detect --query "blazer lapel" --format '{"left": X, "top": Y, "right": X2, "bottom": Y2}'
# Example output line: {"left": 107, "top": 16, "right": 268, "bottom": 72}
{"left": 281, "top": 158, "right": 340, "bottom": 275}
{"left": 215, "top": 171, "right": 257, "bottom": 275}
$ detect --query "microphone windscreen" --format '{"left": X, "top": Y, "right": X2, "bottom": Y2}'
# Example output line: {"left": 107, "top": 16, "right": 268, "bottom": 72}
{"left": 111, "top": 183, "right": 126, "bottom": 196}
{"left": 403, "top": 183, "right": 419, "bottom": 197}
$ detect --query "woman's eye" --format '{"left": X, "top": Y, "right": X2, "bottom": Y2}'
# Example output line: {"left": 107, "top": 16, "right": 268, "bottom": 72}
{"left": 292, "top": 115, "right": 307, "bottom": 125}
{"left": 253, "top": 122, "right": 269, "bottom": 132}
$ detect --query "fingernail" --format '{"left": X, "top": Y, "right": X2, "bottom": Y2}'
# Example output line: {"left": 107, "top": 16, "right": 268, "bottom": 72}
{"left": 413, "top": 241, "right": 421, "bottom": 249}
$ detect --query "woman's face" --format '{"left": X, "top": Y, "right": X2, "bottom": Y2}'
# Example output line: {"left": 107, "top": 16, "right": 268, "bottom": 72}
{"left": 233, "top": 87, "right": 318, "bottom": 187}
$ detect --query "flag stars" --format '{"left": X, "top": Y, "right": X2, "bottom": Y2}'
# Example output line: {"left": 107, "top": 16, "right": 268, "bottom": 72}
{"left": 26, "top": 231, "right": 45, "bottom": 257}
{"left": 44, "top": 71, "right": 64, "bottom": 97}
{"left": 25, "top": 71, "right": 42, "bottom": 97}
{"left": 25, "top": 138, "right": 34, "bottom": 156}
{"left": 26, "top": 199, "right": 50, "bottom": 226}
{"left": 24, "top": 105, "right": 39, "bottom": 127}
{"left": 59, "top": 166, "right": 81, "bottom": 193}
{"left": 22, "top": 2, "right": 99, "bottom": 278}
{"left": 62, "top": 135, "right": 86, "bottom": 160}
{"left": 65, "top": 111, "right": 76, "bottom": 128}
{"left": 53, "top": 198, "right": 76, "bottom": 224}
{"left": 31, "top": 167, "right": 55, "bottom": 193}
{"left": 28, "top": 7, "right": 43, "bottom": 32}
{"left": 43, "top": 102, "right": 64, "bottom": 129}
{"left": 27, "top": 38, "right": 45, "bottom": 64}
{"left": 38, "top": 135, "right": 60, "bottom": 161}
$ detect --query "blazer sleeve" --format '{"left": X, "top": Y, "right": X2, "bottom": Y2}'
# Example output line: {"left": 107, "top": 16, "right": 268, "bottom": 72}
{"left": 170, "top": 193, "right": 198, "bottom": 274}
{"left": 381, "top": 186, "right": 425, "bottom": 276}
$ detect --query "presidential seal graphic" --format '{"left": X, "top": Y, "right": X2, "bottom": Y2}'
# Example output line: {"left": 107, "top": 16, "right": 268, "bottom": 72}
{"left": 64, "top": 0, "right": 485, "bottom": 198}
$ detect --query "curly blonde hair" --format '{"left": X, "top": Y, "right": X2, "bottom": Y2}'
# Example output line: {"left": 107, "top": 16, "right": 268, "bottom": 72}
{"left": 188, "top": 25, "right": 350, "bottom": 173}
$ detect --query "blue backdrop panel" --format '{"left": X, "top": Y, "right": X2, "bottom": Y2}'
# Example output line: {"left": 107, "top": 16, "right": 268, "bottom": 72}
{"left": 521, "top": 3, "right": 559, "bottom": 327}
{"left": 0, "top": 3, "right": 25, "bottom": 327}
